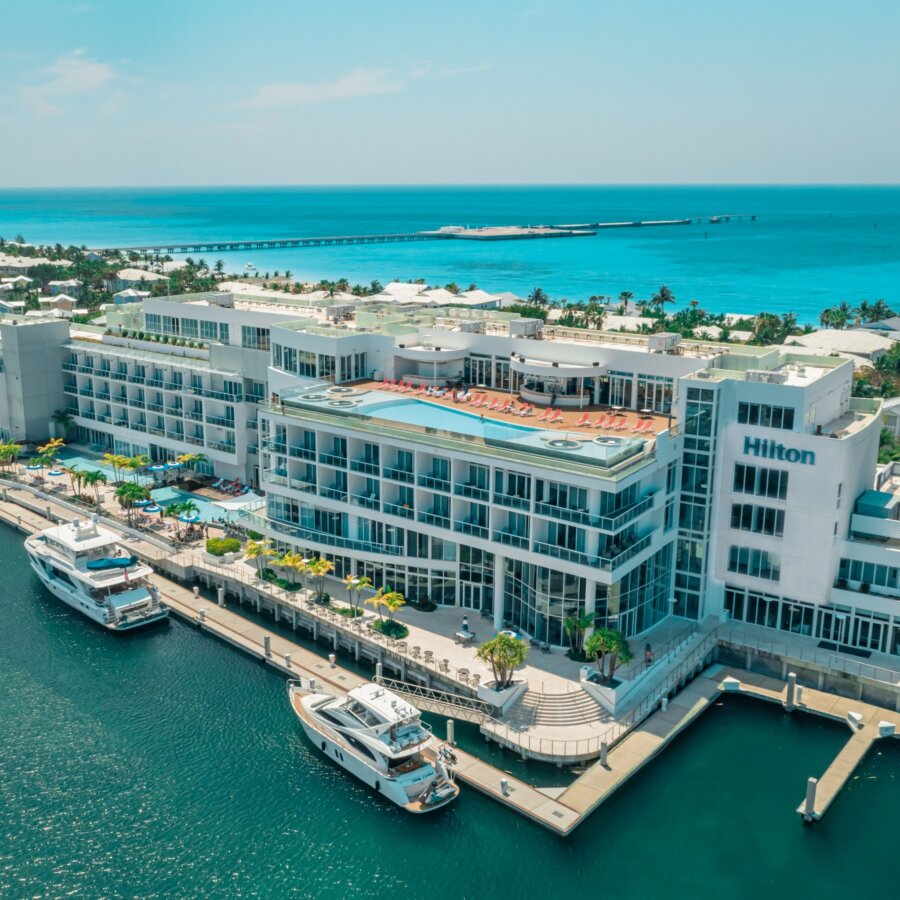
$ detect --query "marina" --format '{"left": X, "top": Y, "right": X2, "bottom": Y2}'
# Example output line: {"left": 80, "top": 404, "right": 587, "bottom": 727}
{"left": 1, "top": 485, "right": 896, "bottom": 837}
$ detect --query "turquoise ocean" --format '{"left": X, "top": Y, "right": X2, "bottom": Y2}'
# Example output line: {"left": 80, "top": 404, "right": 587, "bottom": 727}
{"left": 1, "top": 186, "right": 899, "bottom": 322}
{"left": 1, "top": 524, "right": 898, "bottom": 899}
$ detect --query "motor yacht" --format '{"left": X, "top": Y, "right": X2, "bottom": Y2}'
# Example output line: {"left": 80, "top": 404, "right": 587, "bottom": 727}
{"left": 25, "top": 516, "right": 168, "bottom": 631}
{"left": 288, "top": 678, "right": 459, "bottom": 812}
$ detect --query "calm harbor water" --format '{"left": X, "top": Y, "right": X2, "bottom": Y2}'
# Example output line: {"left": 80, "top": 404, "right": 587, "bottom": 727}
{"left": 1, "top": 186, "right": 899, "bottom": 322}
{"left": 1, "top": 522, "right": 898, "bottom": 899}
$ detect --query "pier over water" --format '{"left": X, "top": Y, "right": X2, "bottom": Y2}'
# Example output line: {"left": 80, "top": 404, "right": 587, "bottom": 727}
{"left": 94, "top": 214, "right": 749, "bottom": 255}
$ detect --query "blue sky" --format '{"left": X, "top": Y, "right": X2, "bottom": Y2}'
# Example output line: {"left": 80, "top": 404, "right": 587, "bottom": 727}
{"left": 1, "top": 0, "right": 898, "bottom": 186}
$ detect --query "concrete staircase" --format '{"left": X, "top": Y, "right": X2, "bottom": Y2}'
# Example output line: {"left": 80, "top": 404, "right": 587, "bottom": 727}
{"left": 505, "top": 687, "right": 607, "bottom": 729}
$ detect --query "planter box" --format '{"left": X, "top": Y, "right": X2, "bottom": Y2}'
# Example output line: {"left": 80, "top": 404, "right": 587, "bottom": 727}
{"left": 476, "top": 680, "right": 527, "bottom": 715}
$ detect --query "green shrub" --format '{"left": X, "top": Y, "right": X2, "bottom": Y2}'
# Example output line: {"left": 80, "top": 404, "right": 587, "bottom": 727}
{"left": 336, "top": 606, "right": 363, "bottom": 618}
{"left": 371, "top": 619, "right": 409, "bottom": 640}
{"left": 206, "top": 537, "right": 241, "bottom": 556}
{"left": 246, "top": 529, "right": 264, "bottom": 540}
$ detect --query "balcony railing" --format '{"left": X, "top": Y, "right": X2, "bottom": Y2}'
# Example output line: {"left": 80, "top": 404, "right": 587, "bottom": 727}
{"left": 78, "top": 387, "right": 94, "bottom": 397}
{"left": 597, "top": 494, "right": 656, "bottom": 532}
{"left": 454, "top": 483, "right": 490, "bottom": 501}
{"left": 383, "top": 503, "right": 414, "bottom": 519}
{"left": 289, "top": 446, "right": 316, "bottom": 460}
{"left": 95, "top": 392, "right": 111, "bottom": 402}
{"left": 207, "top": 440, "right": 236, "bottom": 453}
{"left": 257, "top": 514, "right": 404, "bottom": 557}
{"left": 319, "top": 453, "right": 347, "bottom": 468}
{"left": 185, "top": 435, "right": 204, "bottom": 445}
{"left": 351, "top": 493, "right": 380, "bottom": 510}
{"left": 454, "top": 520, "right": 489, "bottom": 539}
{"left": 289, "top": 477, "right": 316, "bottom": 493}
{"left": 131, "top": 399, "right": 146, "bottom": 409}
{"left": 597, "top": 533, "right": 653, "bottom": 571}
{"left": 146, "top": 402, "right": 164, "bottom": 412}
{"left": 148, "top": 426, "right": 165, "bottom": 436}
{"left": 493, "top": 530, "right": 529, "bottom": 549}
{"left": 263, "top": 440, "right": 286, "bottom": 453}
{"left": 418, "top": 474, "right": 451, "bottom": 492}
{"left": 185, "top": 409, "right": 203, "bottom": 421}
{"left": 532, "top": 540, "right": 591, "bottom": 567}
{"left": 165, "top": 407, "right": 183, "bottom": 417}
{"left": 383, "top": 467, "right": 414, "bottom": 484}
{"left": 418, "top": 511, "right": 450, "bottom": 528}
{"left": 350, "top": 459, "right": 380, "bottom": 475}
{"left": 494, "top": 493, "right": 530, "bottom": 510}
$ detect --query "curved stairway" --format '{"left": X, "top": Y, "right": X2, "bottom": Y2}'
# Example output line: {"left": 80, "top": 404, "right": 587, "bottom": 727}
{"left": 504, "top": 687, "right": 607, "bottom": 729}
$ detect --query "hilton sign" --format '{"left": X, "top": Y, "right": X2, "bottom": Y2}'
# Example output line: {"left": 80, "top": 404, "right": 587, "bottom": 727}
{"left": 743, "top": 436, "right": 815, "bottom": 466}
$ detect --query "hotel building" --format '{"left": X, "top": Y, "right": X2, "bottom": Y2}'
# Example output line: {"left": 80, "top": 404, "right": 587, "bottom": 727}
{"left": 1, "top": 289, "right": 898, "bottom": 660}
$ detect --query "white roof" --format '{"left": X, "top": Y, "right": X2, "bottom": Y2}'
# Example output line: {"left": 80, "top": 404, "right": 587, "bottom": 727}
{"left": 349, "top": 683, "right": 419, "bottom": 724}
{"left": 0, "top": 254, "right": 71, "bottom": 269}
{"left": 418, "top": 288, "right": 457, "bottom": 302}
{"left": 48, "top": 279, "right": 82, "bottom": 287}
{"left": 113, "top": 288, "right": 151, "bottom": 298}
{"left": 380, "top": 281, "right": 429, "bottom": 299}
{"left": 785, "top": 329, "right": 894, "bottom": 357}
{"left": 605, "top": 314, "right": 654, "bottom": 332}
{"left": 116, "top": 268, "right": 168, "bottom": 282}
{"left": 458, "top": 289, "right": 497, "bottom": 303}
{"left": 1, "top": 275, "right": 33, "bottom": 284}
{"left": 43, "top": 519, "right": 120, "bottom": 552}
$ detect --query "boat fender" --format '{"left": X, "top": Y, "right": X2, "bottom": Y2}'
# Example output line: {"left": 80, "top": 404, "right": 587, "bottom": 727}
{"left": 375, "top": 780, "right": 380, "bottom": 792}
{"left": 321, "top": 741, "right": 326, "bottom": 751}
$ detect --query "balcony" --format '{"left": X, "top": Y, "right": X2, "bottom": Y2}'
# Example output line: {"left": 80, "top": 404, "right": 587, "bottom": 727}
{"left": 454, "top": 520, "right": 489, "bottom": 539}
{"left": 62, "top": 362, "right": 79, "bottom": 373}
{"left": 163, "top": 381, "right": 182, "bottom": 392}
{"left": 350, "top": 459, "right": 380, "bottom": 475}
{"left": 110, "top": 371, "right": 127, "bottom": 381}
{"left": 454, "top": 483, "right": 490, "bottom": 502}
{"left": 319, "top": 453, "right": 347, "bottom": 468}
{"left": 127, "top": 375, "right": 145, "bottom": 385}
{"left": 114, "top": 418, "right": 129, "bottom": 427}
{"left": 597, "top": 494, "right": 656, "bottom": 532}
{"left": 185, "top": 435, "right": 204, "bottom": 445}
{"left": 96, "top": 414, "right": 111, "bottom": 424}
{"left": 131, "top": 399, "right": 146, "bottom": 410}
{"left": 351, "top": 493, "right": 380, "bottom": 510}
{"left": 146, "top": 378, "right": 164, "bottom": 388}
{"left": 81, "top": 410, "right": 96, "bottom": 421}
{"left": 418, "top": 474, "right": 451, "bottom": 493}
{"left": 260, "top": 514, "right": 404, "bottom": 557}
{"left": 191, "top": 386, "right": 243, "bottom": 402}
{"left": 165, "top": 407, "right": 183, "bottom": 417}
{"left": 146, "top": 402, "right": 164, "bottom": 413}
{"left": 289, "top": 446, "right": 316, "bottom": 460}
{"left": 384, "top": 503, "right": 414, "bottom": 519}
{"left": 383, "top": 466, "right": 414, "bottom": 484}
{"left": 78, "top": 387, "right": 94, "bottom": 397}
{"left": 289, "top": 477, "right": 316, "bottom": 493}
{"left": 493, "top": 530, "right": 529, "bottom": 549}
{"left": 246, "top": 419, "right": 258, "bottom": 430}
{"left": 63, "top": 384, "right": 77, "bottom": 395}
{"left": 320, "top": 485, "right": 348, "bottom": 502}
{"left": 166, "top": 431, "right": 185, "bottom": 441}
{"left": 207, "top": 440, "right": 236, "bottom": 453}
{"left": 185, "top": 409, "right": 203, "bottom": 421}
{"left": 263, "top": 471, "right": 287, "bottom": 487}
{"left": 206, "top": 415, "right": 235, "bottom": 429}
{"left": 418, "top": 510, "right": 450, "bottom": 529}
{"left": 95, "top": 391, "right": 111, "bottom": 402}
{"left": 131, "top": 422, "right": 147, "bottom": 433}
{"left": 148, "top": 426, "right": 165, "bottom": 436}
{"left": 263, "top": 440, "right": 287, "bottom": 453}
{"left": 597, "top": 534, "right": 653, "bottom": 571}
{"left": 494, "top": 493, "right": 530, "bottom": 511}
{"left": 532, "top": 540, "right": 591, "bottom": 567}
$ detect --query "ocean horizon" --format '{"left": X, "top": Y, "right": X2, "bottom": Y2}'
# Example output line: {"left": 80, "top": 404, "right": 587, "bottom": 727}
{"left": 2, "top": 184, "right": 899, "bottom": 323}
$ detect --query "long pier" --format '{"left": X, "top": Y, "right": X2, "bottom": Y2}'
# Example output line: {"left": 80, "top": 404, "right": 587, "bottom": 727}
{"left": 93, "top": 214, "right": 750, "bottom": 255}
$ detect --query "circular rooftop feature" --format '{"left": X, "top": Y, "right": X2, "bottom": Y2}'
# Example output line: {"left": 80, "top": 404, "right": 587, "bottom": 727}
{"left": 593, "top": 436, "right": 627, "bottom": 447}
{"left": 326, "top": 399, "right": 358, "bottom": 408}
{"left": 327, "top": 386, "right": 357, "bottom": 395}
{"left": 300, "top": 392, "right": 329, "bottom": 401}
{"left": 544, "top": 438, "right": 582, "bottom": 451}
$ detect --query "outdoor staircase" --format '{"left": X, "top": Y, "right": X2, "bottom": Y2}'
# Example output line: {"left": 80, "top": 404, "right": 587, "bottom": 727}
{"left": 504, "top": 687, "right": 607, "bottom": 729}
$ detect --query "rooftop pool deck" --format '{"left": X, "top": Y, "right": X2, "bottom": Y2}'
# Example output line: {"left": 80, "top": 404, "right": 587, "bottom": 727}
{"left": 279, "top": 384, "right": 658, "bottom": 468}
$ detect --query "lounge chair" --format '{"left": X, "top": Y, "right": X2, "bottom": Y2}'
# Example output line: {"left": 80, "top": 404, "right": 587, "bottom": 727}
{"left": 537, "top": 408, "right": 552, "bottom": 422}
{"left": 489, "top": 399, "right": 502, "bottom": 411}
{"left": 550, "top": 410, "right": 563, "bottom": 424}
{"left": 575, "top": 413, "right": 590, "bottom": 427}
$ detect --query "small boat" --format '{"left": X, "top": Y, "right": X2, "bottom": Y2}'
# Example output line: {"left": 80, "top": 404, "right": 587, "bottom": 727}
{"left": 244, "top": 263, "right": 256, "bottom": 270}
{"left": 25, "top": 515, "right": 168, "bottom": 631}
{"left": 288, "top": 678, "right": 459, "bottom": 813}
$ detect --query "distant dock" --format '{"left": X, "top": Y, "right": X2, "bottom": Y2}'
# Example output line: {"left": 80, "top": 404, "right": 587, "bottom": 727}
{"left": 94, "top": 214, "right": 752, "bottom": 255}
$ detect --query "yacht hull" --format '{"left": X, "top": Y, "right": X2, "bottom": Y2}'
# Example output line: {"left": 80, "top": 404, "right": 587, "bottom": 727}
{"left": 289, "top": 689, "right": 458, "bottom": 813}
{"left": 27, "top": 555, "right": 168, "bottom": 632}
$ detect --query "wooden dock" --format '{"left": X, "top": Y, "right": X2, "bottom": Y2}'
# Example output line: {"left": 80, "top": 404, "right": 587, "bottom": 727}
{"left": 718, "top": 667, "right": 899, "bottom": 822}
{"left": 2, "top": 489, "right": 895, "bottom": 835}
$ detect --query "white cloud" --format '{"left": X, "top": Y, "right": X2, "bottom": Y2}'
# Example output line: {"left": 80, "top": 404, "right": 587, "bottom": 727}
{"left": 245, "top": 67, "right": 408, "bottom": 109}
{"left": 21, "top": 50, "right": 114, "bottom": 116}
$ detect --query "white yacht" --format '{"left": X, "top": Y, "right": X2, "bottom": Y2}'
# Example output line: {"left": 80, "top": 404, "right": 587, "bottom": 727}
{"left": 288, "top": 679, "right": 459, "bottom": 813}
{"left": 25, "top": 516, "right": 168, "bottom": 631}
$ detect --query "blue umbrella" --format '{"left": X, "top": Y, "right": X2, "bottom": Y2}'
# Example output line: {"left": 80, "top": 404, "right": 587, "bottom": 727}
{"left": 134, "top": 498, "right": 152, "bottom": 506}
{"left": 149, "top": 464, "right": 166, "bottom": 472}
{"left": 178, "top": 514, "right": 201, "bottom": 523}
{"left": 47, "top": 469, "right": 66, "bottom": 477}
{"left": 26, "top": 464, "right": 43, "bottom": 471}
{"left": 145, "top": 505, "right": 162, "bottom": 513}
{"left": 166, "top": 461, "right": 183, "bottom": 469}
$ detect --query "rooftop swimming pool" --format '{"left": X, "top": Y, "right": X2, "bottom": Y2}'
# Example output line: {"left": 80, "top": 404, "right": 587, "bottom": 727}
{"left": 361, "top": 398, "right": 536, "bottom": 440}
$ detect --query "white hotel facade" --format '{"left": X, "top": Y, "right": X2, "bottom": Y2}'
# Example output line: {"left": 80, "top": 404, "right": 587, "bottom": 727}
{"left": 1, "top": 289, "right": 899, "bottom": 660}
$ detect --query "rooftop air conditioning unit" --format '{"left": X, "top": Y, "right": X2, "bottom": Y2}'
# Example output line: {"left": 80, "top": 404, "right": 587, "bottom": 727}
{"left": 509, "top": 318, "right": 543, "bottom": 339}
{"left": 648, "top": 332, "right": 682, "bottom": 353}
{"left": 457, "top": 319, "right": 486, "bottom": 333}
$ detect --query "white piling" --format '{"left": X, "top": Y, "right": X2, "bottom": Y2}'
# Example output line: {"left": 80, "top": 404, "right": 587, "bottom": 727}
{"left": 447, "top": 720, "right": 456, "bottom": 746}
{"left": 786, "top": 672, "right": 797, "bottom": 709}
{"left": 193, "top": 586, "right": 200, "bottom": 599}
{"left": 804, "top": 777, "right": 818, "bottom": 819}
{"left": 263, "top": 635, "right": 271, "bottom": 658}
{"left": 500, "top": 777, "right": 509, "bottom": 797}
{"left": 600, "top": 741, "right": 608, "bottom": 767}
{"left": 217, "top": 587, "right": 225, "bottom": 607}
{"left": 199, "top": 608, "right": 206, "bottom": 623}
{"left": 375, "top": 662, "right": 383, "bottom": 682}
{"left": 328, "top": 652, "right": 336, "bottom": 668}
{"left": 284, "top": 653, "right": 292, "bottom": 668}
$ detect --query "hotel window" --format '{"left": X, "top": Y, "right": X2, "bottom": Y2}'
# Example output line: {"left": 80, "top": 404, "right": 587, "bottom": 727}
{"left": 318, "top": 354, "right": 336, "bottom": 381}
{"left": 737, "top": 402, "right": 795, "bottom": 430}
{"left": 200, "top": 320, "right": 218, "bottom": 342}
{"left": 727, "top": 546, "right": 781, "bottom": 581}
{"left": 730, "top": 503, "right": 785, "bottom": 537}
{"left": 607, "top": 370, "right": 633, "bottom": 408}
{"left": 283, "top": 347, "right": 298, "bottom": 373}
{"left": 181, "top": 318, "right": 199, "bottom": 338}
{"left": 145, "top": 313, "right": 161, "bottom": 333}
{"left": 636, "top": 374, "right": 673, "bottom": 414}
{"left": 241, "top": 326, "right": 270, "bottom": 351}
{"left": 272, "top": 344, "right": 283, "bottom": 368}
{"left": 218, "top": 323, "right": 230, "bottom": 343}
{"left": 162, "top": 316, "right": 179, "bottom": 335}
{"left": 733, "top": 463, "right": 788, "bottom": 500}
{"left": 297, "top": 350, "right": 315, "bottom": 378}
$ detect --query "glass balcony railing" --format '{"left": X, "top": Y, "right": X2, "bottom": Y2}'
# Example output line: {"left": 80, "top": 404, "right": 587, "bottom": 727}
{"left": 207, "top": 440, "right": 236, "bottom": 453}
{"left": 418, "top": 474, "right": 451, "bottom": 492}
{"left": 493, "top": 530, "right": 529, "bottom": 549}
{"left": 351, "top": 493, "right": 380, "bottom": 510}
{"left": 418, "top": 510, "right": 450, "bottom": 528}
{"left": 320, "top": 485, "right": 348, "bottom": 502}
{"left": 206, "top": 415, "right": 236, "bottom": 429}
{"left": 532, "top": 541, "right": 591, "bottom": 567}
{"left": 454, "top": 520, "right": 489, "bottom": 539}
{"left": 383, "top": 503, "right": 414, "bottom": 519}
{"left": 350, "top": 459, "right": 380, "bottom": 475}
{"left": 597, "top": 534, "right": 653, "bottom": 571}
{"left": 383, "top": 466, "right": 414, "bottom": 484}
{"left": 454, "top": 483, "right": 490, "bottom": 501}
{"left": 185, "top": 435, "right": 204, "bottom": 445}
{"left": 494, "top": 493, "right": 530, "bottom": 510}
{"left": 185, "top": 409, "right": 203, "bottom": 421}
{"left": 289, "top": 446, "right": 316, "bottom": 460}
{"left": 319, "top": 453, "right": 347, "bottom": 468}
{"left": 254, "top": 514, "right": 404, "bottom": 557}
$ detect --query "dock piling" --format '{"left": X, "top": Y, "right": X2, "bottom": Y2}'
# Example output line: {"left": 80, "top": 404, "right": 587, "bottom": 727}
{"left": 199, "top": 608, "right": 206, "bottom": 623}
{"left": 217, "top": 587, "right": 225, "bottom": 607}
{"left": 284, "top": 653, "right": 292, "bottom": 668}
{"left": 328, "top": 652, "right": 336, "bottom": 668}
{"left": 803, "top": 777, "right": 818, "bottom": 821}
{"left": 500, "top": 778, "right": 510, "bottom": 797}
{"left": 447, "top": 720, "right": 456, "bottom": 746}
{"left": 263, "top": 635, "right": 271, "bottom": 658}
{"left": 786, "top": 672, "right": 797, "bottom": 709}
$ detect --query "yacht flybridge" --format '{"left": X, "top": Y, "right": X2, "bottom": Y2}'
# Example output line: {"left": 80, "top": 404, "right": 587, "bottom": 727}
{"left": 25, "top": 516, "right": 168, "bottom": 631}
{"left": 288, "top": 679, "right": 459, "bottom": 812}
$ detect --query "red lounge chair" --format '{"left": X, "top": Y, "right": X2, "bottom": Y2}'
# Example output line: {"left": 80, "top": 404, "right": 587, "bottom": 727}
{"left": 537, "top": 408, "right": 552, "bottom": 422}
{"left": 550, "top": 410, "right": 564, "bottom": 424}
{"left": 575, "top": 413, "right": 590, "bottom": 427}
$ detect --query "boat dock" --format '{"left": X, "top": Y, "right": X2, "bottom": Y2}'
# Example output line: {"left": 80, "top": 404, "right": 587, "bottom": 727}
{"left": 93, "top": 215, "right": 751, "bottom": 255}
{"left": 718, "top": 668, "right": 899, "bottom": 822}
{"left": 1, "top": 487, "right": 894, "bottom": 836}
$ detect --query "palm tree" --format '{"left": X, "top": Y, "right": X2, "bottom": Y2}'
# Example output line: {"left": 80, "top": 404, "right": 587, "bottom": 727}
{"left": 125, "top": 454, "right": 150, "bottom": 482}
{"left": 344, "top": 573, "right": 373, "bottom": 615}
{"left": 51, "top": 409, "right": 75, "bottom": 438}
{"left": 245, "top": 538, "right": 275, "bottom": 577}
{"left": 178, "top": 499, "right": 199, "bottom": 518}
{"left": 585, "top": 628, "right": 633, "bottom": 683}
{"left": 306, "top": 557, "right": 334, "bottom": 603}
{"left": 563, "top": 611, "right": 594, "bottom": 657}
{"left": 870, "top": 299, "right": 893, "bottom": 322}
{"left": 115, "top": 482, "right": 150, "bottom": 525}
{"left": 175, "top": 452, "right": 208, "bottom": 474}
{"left": 81, "top": 470, "right": 107, "bottom": 504}
{"left": 214, "top": 260, "right": 224, "bottom": 274}
{"left": 379, "top": 588, "right": 406, "bottom": 623}
{"left": 0, "top": 440, "right": 21, "bottom": 475}
{"left": 476, "top": 633, "right": 528, "bottom": 690}
{"left": 37, "top": 437, "right": 64, "bottom": 465}
{"left": 527, "top": 286, "right": 549, "bottom": 307}
{"left": 62, "top": 464, "right": 82, "bottom": 496}
{"left": 103, "top": 453, "right": 128, "bottom": 483}
{"left": 650, "top": 285, "right": 675, "bottom": 315}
